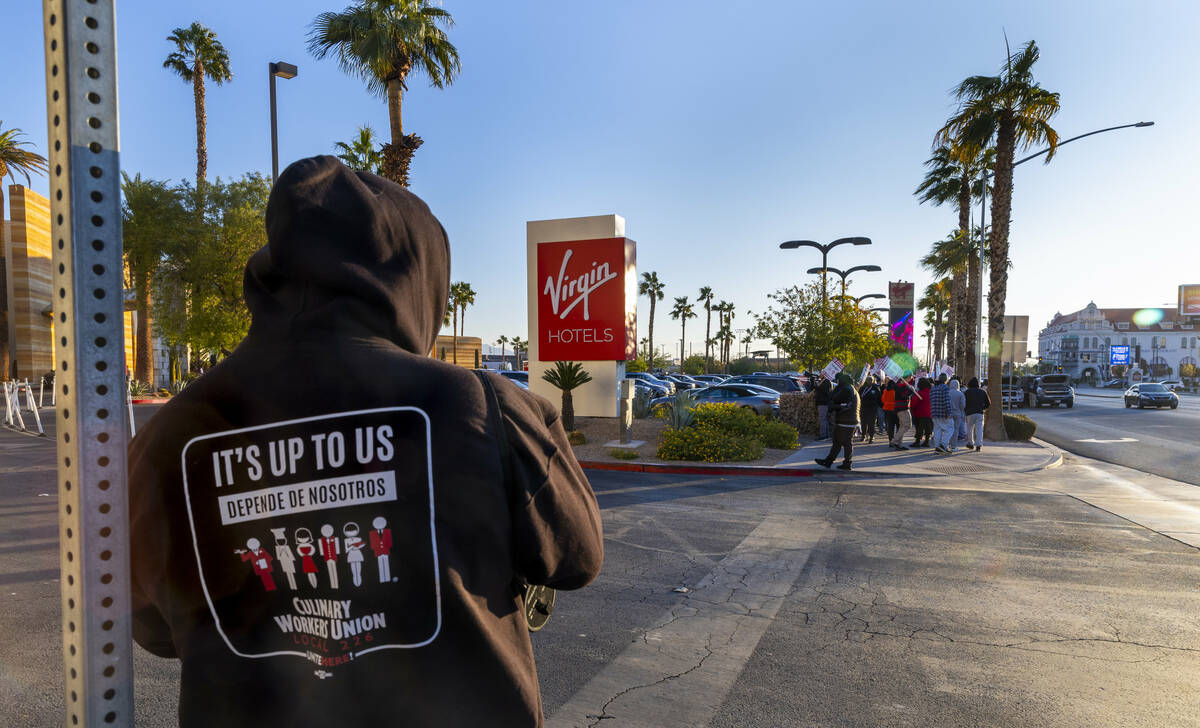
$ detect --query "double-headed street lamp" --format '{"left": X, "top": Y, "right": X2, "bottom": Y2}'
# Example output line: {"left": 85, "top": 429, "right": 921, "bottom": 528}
{"left": 269, "top": 61, "right": 299, "bottom": 183}
{"left": 806, "top": 264, "right": 883, "bottom": 299}
{"left": 855, "top": 293, "right": 886, "bottom": 306}
{"left": 973, "top": 121, "right": 1153, "bottom": 379}
{"left": 779, "top": 237, "right": 872, "bottom": 306}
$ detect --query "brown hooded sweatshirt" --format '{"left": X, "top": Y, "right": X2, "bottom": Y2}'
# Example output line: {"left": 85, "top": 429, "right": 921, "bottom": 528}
{"left": 128, "top": 156, "right": 603, "bottom": 727}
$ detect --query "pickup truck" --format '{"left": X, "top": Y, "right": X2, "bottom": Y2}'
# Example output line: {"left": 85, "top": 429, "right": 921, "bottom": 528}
{"left": 1031, "top": 374, "right": 1075, "bottom": 408}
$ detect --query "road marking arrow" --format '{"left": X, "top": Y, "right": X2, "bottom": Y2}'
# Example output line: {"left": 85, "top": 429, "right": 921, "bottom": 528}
{"left": 1075, "top": 437, "right": 1138, "bottom": 443}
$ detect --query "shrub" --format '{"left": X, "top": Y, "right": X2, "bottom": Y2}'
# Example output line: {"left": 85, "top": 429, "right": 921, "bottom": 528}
{"left": 1004, "top": 413, "right": 1037, "bottom": 441}
{"left": 567, "top": 430, "right": 587, "bottom": 446}
{"left": 128, "top": 379, "right": 152, "bottom": 396}
{"left": 633, "top": 388, "right": 652, "bottom": 419}
{"left": 662, "top": 391, "right": 696, "bottom": 429}
{"left": 778, "top": 391, "right": 817, "bottom": 436}
{"left": 759, "top": 420, "right": 799, "bottom": 449}
{"left": 609, "top": 448, "right": 639, "bottom": 460}
{"left": 656, "top": 426, "right": 764, "bottom": 462}
{"left": 691, "top": 402, "right": 763, "bottom": 437}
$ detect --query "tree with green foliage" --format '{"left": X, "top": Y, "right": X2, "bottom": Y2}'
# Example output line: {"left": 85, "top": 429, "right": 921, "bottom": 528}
{"left": 681, "top": 354, "right": 706, "bottom": 375}
{"left": 920, "top": 231, "right": 977, "bottom": 365}
{"left": 334, "top": 125, "right": 385, "bottom": 175}
{"left": 753, "top": 281, "right": 889, "bottom": 373}
{"left": 494, "top": 335, "right": 510, "bottom": 369}
{"left": 153, "top": 174, "right": 271, "bottom": 364}
{"left": 0, "top": 122, "right": 48, "bottom": 185}
{"left": 918, "top": 279, "right": 951, "bottom": 364}
{"left": 308, "top": 0, "right": 460, "bottom": 187}
{"left": 542, "top": 361, "right": 592, "bottom": 432}
{"left": 938, "top": 39, "right": 1060, "bottom": 440}
{"left": 122, "top": 173, "right": 185, "bottom": 385}
{"left": 638, "top": 272, "right": 665, "bottom": 367}
{"left": 669, "top": 296, "right": 696, "bottom": 365}
{"left": 164, "top": 23, "right": 233, "bottom": 194}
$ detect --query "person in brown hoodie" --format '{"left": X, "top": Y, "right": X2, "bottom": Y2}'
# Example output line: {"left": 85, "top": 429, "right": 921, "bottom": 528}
{"left": 128, "top": 156, "right": 604, "bottom": 727}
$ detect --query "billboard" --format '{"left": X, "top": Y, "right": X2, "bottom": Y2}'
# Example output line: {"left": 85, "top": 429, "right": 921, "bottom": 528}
{"left": 888, "top": 281, "right": 915, "bottom": 309}
{"left": 536, "top": 237, "right": 637, "bottom": 361}
{"left": 888, "top": 307, "right": 914, "bottom": 352}
{"left": 1180, "top": 284, "right": 1200, "bottom": 317}
{"left": 1109, "top": 345, "right": 1130, "bottom": 366}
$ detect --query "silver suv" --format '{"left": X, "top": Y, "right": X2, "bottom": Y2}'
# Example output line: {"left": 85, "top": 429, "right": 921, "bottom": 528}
{"left": 1033, "top": 374, "right": 1075, "bottom": 408}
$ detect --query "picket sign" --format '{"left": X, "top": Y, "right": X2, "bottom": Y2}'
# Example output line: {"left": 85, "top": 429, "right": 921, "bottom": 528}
{"left": 858, "top": 364, "right": 870, "bottom": 385}
{"left": 940, "top": 363, "right": 955, "bottom": 379}
{"left": 821, "top": 358, "right": 845, "bottom": 382}
{"left": 126, "top": 376, "right": 137, "bottom": 438}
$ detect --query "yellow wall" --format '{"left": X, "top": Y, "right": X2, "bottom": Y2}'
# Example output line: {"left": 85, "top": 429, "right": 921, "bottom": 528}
{"left": 432, "top": 335, "right": 481, "bottom": 368}
{"left": 4, "top": 185, "right": 54, "bottom": 380}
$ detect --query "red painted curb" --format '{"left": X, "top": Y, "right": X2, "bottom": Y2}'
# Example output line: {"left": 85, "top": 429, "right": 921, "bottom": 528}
{"left": 579, "top": 461, "right": 814, "bottom": 477}
{"left": 130, "top": 398, "right": 169, "bottom": 404}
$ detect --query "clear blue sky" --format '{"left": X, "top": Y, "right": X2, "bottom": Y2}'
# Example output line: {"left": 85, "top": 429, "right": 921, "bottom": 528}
{"left": 4, "top": 1, "right": 1197, "bottom": 363}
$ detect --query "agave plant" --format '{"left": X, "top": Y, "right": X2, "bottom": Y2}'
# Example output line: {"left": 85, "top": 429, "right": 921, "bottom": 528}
{"left": 541, "top": 361, "right": 593, "bottom": 432}
{"left": 665, "top": 390, "right": 696, "bottom": 430}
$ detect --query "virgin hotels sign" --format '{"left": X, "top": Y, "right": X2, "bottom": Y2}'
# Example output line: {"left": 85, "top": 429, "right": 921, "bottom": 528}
{"left": 536, "top": 237, "right": 636, "bottom": 361}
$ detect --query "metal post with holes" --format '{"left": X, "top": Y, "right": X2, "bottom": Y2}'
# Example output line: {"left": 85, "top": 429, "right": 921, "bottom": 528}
{"left": 43, "top": 1, "right": 134, "bottom": 725}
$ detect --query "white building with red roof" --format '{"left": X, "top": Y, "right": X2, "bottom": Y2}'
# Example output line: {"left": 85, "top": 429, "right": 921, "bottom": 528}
{"left": 1038, "top": 301, "right": 1200, "bottom": 381}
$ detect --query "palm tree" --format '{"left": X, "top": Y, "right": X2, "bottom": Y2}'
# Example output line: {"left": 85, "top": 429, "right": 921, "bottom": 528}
{"left": 0, "top": 123, "right": 48, "bottom": 185}
{"left": 122, "top": 173, "right": 183, "bottom": 386}
{"left": 495, "top": 335, "right": 509, "bottom": 370}
{"left": 918, "top": 279, "right": 951, "bottom": 364}
{"left": 334, "top": 125, "right": 385, "bottom": 175}
{"left": 715, "top": 301, "right": 735, "bottom": 370}
{"left": 163, "top": 23, "right": 232, "bottom": 194}
{"left": 920, "top": 231, "right": 976, "bottom": 366}
{"left": 510, "top": 336, "right": 526, "bottom": 371}
{"left": 541, "top": 361, "right": 592, "bottom": 432}
{"left": 938, "top": 39, "right": 1060, "bottom": 439}
{"left": 915, "top": 144, "right": 993, "bottom": 374}
{"left": 669, "top": 296, "right": 696, "bottom": 365}
{"left": 638, "top": 272, "right": 665, "bottom": 368}
{"left": 697, "top": 286, "right": 715, "bottom": 371}
{"left": 447, "top": 281, "right": 474, "bottom": 365}
{"left": 308, "top": 0, "right": 461, "bottom": 187}
{"left": 456, "top": 282, "right": 476, "bottom": 337}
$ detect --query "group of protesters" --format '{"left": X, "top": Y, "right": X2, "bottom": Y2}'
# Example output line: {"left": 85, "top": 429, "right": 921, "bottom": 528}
{"left": 812, "top": 369, "right": 992, "bottom": 471}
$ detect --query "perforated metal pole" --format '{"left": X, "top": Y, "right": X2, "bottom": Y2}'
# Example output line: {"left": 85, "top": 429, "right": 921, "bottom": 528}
{"left": 43, "top": 1, "right": 135, "bottom": 725}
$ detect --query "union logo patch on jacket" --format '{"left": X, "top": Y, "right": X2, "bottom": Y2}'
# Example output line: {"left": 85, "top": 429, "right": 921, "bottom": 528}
{"left": 181, "top": 407, "right": 440, "bottom": 674}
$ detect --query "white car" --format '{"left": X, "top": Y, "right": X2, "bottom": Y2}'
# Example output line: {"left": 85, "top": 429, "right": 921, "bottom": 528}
{"left": 1157, "top": 380, "right": 1183, "bottom": 391}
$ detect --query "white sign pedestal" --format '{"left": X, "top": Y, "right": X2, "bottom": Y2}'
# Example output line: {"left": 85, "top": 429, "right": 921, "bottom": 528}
{"left": 527, "top": 215, "right": 634, "bottom": 418}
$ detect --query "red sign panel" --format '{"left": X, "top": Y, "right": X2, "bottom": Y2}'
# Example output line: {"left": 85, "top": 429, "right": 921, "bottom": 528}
{"left": 1180, "top": 284, "right": 1200, "bottom": 317}
{"left": 889, "top": 281, "right": 915, "bottom": 309}
{"left": 537, "top": 237, "right": 635, "bottom": 361}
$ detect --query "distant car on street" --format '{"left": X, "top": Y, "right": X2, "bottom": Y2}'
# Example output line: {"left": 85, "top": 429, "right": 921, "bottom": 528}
{"left": 650, "top": 383, "right": 781, "bottom": 417}
{"left": 1157, "top": 379, "right": 1183, "bottom": 391}
{"left": 1100, "top": 379, "right": 1127, "bottom": 389}
{"left": 1124, "top": 383, "right": 1179, "bottom": 409}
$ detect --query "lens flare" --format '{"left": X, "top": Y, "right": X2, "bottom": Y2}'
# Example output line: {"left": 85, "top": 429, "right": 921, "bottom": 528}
{"left": 889, "top": 352, "right": 919, "bottom": 376}
{"left": 1132, "top": 308, "right": 1163, "bottom": 327}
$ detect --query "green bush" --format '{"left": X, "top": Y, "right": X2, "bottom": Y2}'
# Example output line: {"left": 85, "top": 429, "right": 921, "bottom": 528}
{"left": 691, "top": 402, "right": 764, "bottom": 437}
{"left": 656, "top": 426, "right": 764, "bottom": 462}
{"left": 633, "top": 388, "right": 652, "bottom": 419}
{"left": 567, "top": 430, "right": 587, "bottom": 446}
{"left": 609, "top": 448, "right": 639, "bottom": 460}
{"left": 758, "top": 420, "right": 799, "bottom": 449}
{"left": 1004, "top": 413, "right": 1037, "bottom": 441}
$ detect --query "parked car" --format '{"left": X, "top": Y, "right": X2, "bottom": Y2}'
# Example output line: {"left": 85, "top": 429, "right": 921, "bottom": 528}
{"left": 626, "top": 376, "right": 669, "bottom": 397}
{"left": 1124, "top": 383, "right": 1179, "bottom": 409}
{"left": 1000, "top": 376, "right": 1024, "bottom": 407}
{"left": 1031, "top": 374, "right": 1075, "bottom": 408}
{"left": 1157, "top": 379, "right": 1183, "bottom": 391}
{"left": 497, "top": 370, "right": 528, "bottom": 386}
{"left": 626, "top": 371, "right": 675, "bottom": 394}
{"left": 650, "top": 383, "right": 781, "bottom": 417}
{"left": 723, "top": 374, "right": 804, "bottom": 393}
{"left": 1100, "top": 379, "right": 1127, "bottom": 389}
{"left": 691, "top": 374, "right": 728, "bottom": 385}
{"left": 664, "top": 374, "right": 702, "bottom": 390}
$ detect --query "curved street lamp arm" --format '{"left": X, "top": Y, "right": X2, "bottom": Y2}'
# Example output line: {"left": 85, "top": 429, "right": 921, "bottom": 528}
{"left": 985, "top": 122, "right": 1154, "bottom": 178}
{"left": 843, "top": 264, "right": 882, "bottom": 276}
{"left": 780, "top": 240, "right": 824, "bottom": 251}
{"left": 831, "top": 237, "right": 872, "bottom": 248}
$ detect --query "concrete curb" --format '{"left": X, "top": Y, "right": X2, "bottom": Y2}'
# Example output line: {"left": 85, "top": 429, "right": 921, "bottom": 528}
{"left": 1029, "top": 437, "right": 1065, "bottom": 470}
{"left": 130, "top": 398, "right": 169, "bottom": 405}
{"left": 579, "top": 461, "right": 815, "bottom": 477}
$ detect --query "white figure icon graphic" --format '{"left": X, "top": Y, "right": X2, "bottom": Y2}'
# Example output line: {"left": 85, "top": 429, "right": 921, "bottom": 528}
{"left": 369, "top": 516, "right": 392, "bottom": 583}
{"left": 295, "top": 527, "right": 319, "bottom": 588}
{"left": 343, "top": 522, "right": 366, "bottom": 587}
{"left": 271, "top": 527, "right": 298, "bottom": 590}
{"left": 319, "top": 524, "right": 341, "bottom": 590}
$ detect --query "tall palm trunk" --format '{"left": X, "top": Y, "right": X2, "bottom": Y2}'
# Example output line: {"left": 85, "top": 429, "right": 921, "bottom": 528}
{"left": 381, "top": 74, "right": 423, "bottom": 187}
{"left": 387, "top": 77, "right": 404, "bottom": 141}
{"left": 945, "top": 291, "right": 957, "bottom": 366}
{"left": 933, "top": 310, "right": 945, "bottom": 363}
{"left": 134, "top": 266, "right": 154, "bottom": 385}
{"left": 561, "top": 390, "right": 575, "bottom": 432}
{"left": 192, "top": 62, "right": 207, "bottom": 193}
{"left": 451, "top": 307, "right": 459, "bottom": 365}
{"left": 957, "top": 172, "right": 978, "bottom": 378}
{"left": 704, "top": 304, "right": 712, "bottom": 372}
{"left": 679, "top": 317, "right": 687, "bottom": 366}
{"left": 647, "top": 298, "right": 656, "bottom": 365}
{"left": 951, "top": 270, "right": 967, "bottom": 367}
{"left": 984, "top": 118, "right": 1017, "bottom": 441}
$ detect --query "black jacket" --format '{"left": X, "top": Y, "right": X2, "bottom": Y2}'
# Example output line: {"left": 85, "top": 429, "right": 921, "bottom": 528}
{"left": 964, "top": 386, "right": 991, "bottom": 415}
{"left": 128, "top": 157, "right": 603, "bottom": 727}
{"left": 858, "top": 383, "right": 881, "bottom": 411}
{"left": 814, "top": 379, "right": 832, "bottom": 405}
{"left": 828, "top": 383, "right": 861, "bottom": 426}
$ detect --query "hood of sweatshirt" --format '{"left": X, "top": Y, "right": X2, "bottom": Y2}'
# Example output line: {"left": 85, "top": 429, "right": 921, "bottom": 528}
{"left": 948, "top": 380, "right": 961, "bottom": 390}
{"left": 243, "top": 155, "right": 450, "bottom": 353}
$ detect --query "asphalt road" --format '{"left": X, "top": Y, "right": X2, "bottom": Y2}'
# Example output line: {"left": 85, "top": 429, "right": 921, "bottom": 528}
{"left": 3, "top": 409, "right": 1198, "bottom": 727}
{"left": 1018, "top": 391, "right": 1200, "bottom": 485}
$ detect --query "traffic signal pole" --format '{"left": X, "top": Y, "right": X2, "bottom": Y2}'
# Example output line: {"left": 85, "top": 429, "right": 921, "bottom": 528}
{"left": 43, "top": 1, "right": 135, "bottom": 725}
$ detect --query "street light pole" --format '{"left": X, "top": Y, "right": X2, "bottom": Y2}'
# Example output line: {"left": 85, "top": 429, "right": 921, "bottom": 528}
{"left": 269, "top": 61, "right": 299, "bottom": 183}
{"left": 975, "top": 121, "right": 1154, "bottom": 381}
{"left": 779, "top": 237, "right": 872, "bottom": 309}
{"left": 808, "top": 265, "right": 883, "bottom": 301}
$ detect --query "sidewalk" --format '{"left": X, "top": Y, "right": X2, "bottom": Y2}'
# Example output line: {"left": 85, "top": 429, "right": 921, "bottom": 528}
{"left": 778, "top": 436, "right": 1061, "bottom": 476}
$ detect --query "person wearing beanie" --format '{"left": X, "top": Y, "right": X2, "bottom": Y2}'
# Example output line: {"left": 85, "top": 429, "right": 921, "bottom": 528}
{"left": 127, "top": 157, "right": 603, "bottom": 727}
{"left": 947, "top": 379, "right": 967, "bottom": 452}
{"left": 816, "top": 372, "right": 861, "bottom": 470}
{"left": 857, "top": 375, "right": 882, "bottom": 444}
{"left": 911, "top": 377, "right": 933, "bottom": 447}
{"left": 930, "top": 374, "right": 952, "bottom": 453}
